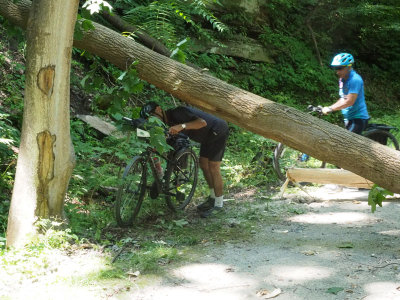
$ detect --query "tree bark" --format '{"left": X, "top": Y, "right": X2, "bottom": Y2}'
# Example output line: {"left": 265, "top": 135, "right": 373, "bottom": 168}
{"left": 6, "top": 0, "right": 78, "bottom": 247}
{"left": 1, "top": 0, "right": 400, "bottom": 193}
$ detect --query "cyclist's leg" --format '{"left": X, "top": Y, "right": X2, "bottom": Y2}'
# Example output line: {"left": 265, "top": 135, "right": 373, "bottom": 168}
{"left": 200, "top": 129, "right": 228, "bottom": 197}
{"left": 198, "top": 130, "right": 228, "bottom": 217}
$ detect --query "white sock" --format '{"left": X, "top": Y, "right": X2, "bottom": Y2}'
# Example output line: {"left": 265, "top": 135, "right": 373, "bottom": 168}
{"left": 209, "top": 188, "right": 215, "bottom": 198}
{"left": 214, "top": 196, "right": 223, "bottom": 208}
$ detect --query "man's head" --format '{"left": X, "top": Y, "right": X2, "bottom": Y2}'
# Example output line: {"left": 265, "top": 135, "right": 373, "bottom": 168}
{"left": 140, "top": 101, "right": 160, "bottom": 119}
{"left": 331, "top": 53, "right": 354, "bottom": 78}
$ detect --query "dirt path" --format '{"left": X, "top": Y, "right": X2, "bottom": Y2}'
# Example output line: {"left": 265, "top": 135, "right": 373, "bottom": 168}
{"left": 132, "top": 186, "right": 400, "bottom": 300}
{"left": 2, "top": 186, "right": 400, "bottom": 300}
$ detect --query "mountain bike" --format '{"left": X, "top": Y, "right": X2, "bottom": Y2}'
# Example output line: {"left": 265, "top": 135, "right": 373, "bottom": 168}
{"left": 272, "top": 106, "right": 399, "bottom": 181}
{"left": 115, "top": 117, "right": 199, "bottom": 227}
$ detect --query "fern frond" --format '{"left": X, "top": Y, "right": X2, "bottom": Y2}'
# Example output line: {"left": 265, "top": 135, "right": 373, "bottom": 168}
{"left": 121, "top": 0, "right": 229, "bottom": 48}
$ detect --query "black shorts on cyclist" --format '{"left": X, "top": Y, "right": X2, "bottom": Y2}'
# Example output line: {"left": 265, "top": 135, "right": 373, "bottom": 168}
{"left": 344, "top": 118, "right": 369, "bottom": 135}
{"left": 165, "top": 106, "right": 229, "bottom": 161}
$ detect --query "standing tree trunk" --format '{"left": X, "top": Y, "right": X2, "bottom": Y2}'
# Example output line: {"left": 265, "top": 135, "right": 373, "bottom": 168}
{"left": 6, "top": 0, "right": 78, "bottom": 247}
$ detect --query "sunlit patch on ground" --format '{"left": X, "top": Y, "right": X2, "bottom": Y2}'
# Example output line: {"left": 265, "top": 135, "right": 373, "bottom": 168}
{"left": 362, "top": 281, "right": 400, "bottom": 300}
{"left": 379, "top": 230, "right": 400, "bottom": 236}
{"left": 173, "top": 263, "right": 256, "bottom": 288}
{"left": 288, "top": 211, "right": 373, "bottom": 224}
{"left": 264, "top": 265, "right": 333, "bottom": 285}
{"left": 129, "top": 263, "right": 259, "bottom": 299}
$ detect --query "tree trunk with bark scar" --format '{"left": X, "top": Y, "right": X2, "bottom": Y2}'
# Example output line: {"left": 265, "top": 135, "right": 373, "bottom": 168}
{"left": 6, "top": 0, "right": 78, "bottom": 247}
{"left": 1, "top": 0, "right": 400, "bottom": 195}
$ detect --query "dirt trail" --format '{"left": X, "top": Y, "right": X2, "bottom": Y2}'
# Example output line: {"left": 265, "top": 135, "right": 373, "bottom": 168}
{"left": 2, "top": 186, "right": 400, "bottom": 300}
{"left": 132, "top": 186, "right": 400, "bottom": 300}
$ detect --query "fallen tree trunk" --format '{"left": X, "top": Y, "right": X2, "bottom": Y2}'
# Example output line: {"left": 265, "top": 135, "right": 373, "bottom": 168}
{"left": 1, "top": 0, "right": 400, "bottom": 193}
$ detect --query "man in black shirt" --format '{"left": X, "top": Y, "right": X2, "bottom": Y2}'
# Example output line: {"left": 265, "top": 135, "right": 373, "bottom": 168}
{"left": 140, "top": 102, "right": 229, "bottom": 217}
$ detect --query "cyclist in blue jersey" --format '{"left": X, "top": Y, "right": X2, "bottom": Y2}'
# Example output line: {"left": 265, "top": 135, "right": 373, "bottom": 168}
{"left": 322, "top": 53, "right": 370, "bottom": 134}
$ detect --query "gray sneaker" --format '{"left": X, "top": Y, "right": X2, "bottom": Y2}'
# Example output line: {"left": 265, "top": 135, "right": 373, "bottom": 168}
{"left": 196, "top": 196, "right": 214, "bottom": 212}
{"left": 200, "top": 206, "right": 223, "bottom": 218}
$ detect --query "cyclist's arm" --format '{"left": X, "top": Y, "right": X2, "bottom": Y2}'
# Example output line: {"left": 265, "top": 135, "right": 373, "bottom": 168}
{"left": 169, "top": 118, "right": 207, "bottom": 134}
{"left": 330, "top": 93, "right": 357, "bottom": 111}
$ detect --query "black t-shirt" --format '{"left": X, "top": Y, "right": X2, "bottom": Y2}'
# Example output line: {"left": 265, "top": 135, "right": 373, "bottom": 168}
{"left": 165, "top": 106, "right": 228, "bottom": 143}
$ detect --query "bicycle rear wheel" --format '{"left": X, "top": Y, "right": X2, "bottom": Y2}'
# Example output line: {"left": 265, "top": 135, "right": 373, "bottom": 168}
{"left": 115, "top": 156, "right": 147, "bottom": 227}
{"left": 363, "top": 129, "right": 399, "bottom": 150}
{"left": 165, "top": 148, "right": 199, "bottom": 211}
{"left": 272, "top": 143, "right": 326, "bottom": 181}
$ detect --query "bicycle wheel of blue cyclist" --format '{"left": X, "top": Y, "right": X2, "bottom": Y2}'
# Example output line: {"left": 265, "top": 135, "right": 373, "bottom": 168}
{"left": 165, "top": 148, "right": 199, "bottom": 211}
{"left": 363, "top": 129, "right": 399, "bottom": 150}
{"left": 115, "top": 156, "right": 147, "bottom": 227}
{"left": 272, "top": 143, "right": 326, "bottom": 182}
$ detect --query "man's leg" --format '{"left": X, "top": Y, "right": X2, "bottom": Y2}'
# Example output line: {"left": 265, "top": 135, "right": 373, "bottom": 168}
{"left": 199, "top": 156, "right": 213, "bottom": 189}
{"left": 208, "top": 161, "right": 223, "bottom": 197}
{"left": 209, "top": 160, "right": 224, "bottom": 208}
{"left": 197, "top": 156, "right": 216, "bottom": 211}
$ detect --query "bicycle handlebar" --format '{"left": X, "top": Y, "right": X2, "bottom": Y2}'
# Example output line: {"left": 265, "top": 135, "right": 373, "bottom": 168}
{"left": 121, "top": 116, "right": 190, "bottom": 146}
{"left": 122, "top": 116, "right": 147, "bottom": 129}
{"left": 307, "top": 105, "right": 323, "bottom": 114}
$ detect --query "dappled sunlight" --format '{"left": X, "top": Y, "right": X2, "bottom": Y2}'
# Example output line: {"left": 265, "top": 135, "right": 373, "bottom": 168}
{"left": 378, "top": 229, "right": 400, "bottom": 237}
{"left": 263, "top": 265, "right": 333, "bottom": 285}
{"left": 362, "top": 281, "right": 400, "bottom": 300}
{"left": 132, "top": 263, "right": 260, "bottom": 299}
{"left": 173, "top": 263, "right": 256, "bottom": 287}
{"left": 289, "top": 211, "right": 373, "bottom": 224}
{"left": 307, "top": 187, "right": 370, "bottom": 201}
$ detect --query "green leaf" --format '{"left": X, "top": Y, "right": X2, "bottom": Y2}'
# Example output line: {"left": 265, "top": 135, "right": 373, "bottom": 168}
{"left": 337, "top": 242, "right": 354, "bottom": 248}
{"left": 368, "top": 184, "right": 393, "bottom": 213}
{"left": 326, "top": 287, "right": 344, "bottom": 294}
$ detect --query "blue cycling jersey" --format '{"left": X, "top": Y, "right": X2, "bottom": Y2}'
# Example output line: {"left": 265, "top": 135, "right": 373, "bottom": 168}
{"left": 339, "top": 70, "right": 370, "bottom": 120}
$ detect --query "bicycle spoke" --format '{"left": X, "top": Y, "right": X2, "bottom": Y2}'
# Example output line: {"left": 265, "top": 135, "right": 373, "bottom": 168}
{"left": 165, "top": 149, "right": 198, "bottom": 211}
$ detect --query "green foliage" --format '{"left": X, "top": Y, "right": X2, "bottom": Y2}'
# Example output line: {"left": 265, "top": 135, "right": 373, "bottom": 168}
{"left": 326, "top": 287, "right": 344, "bottom": 295}
{"left": 368, "top": 184, "right": 393, "bottom": 213}
{"left": 222, "top": 125, "right": 278, "bottom": 189}
{"left": 121, "top": 0, "right": 228, "bottom": 48}
{"left": 122, "top": 240, "right": 179, "bottom": 273}
{"left": 0, "top": 200, "right": 10, "bottom": 240}
{"left": 0, "top": 111, "right": 19, "bottom": 208}
{"left": 69, "top": 118, "right": 142, "bottom": 201}
{"left": 170, "top": 38, "right": 190, "bottom": 63}
{"left": 83, "top": 0, "right": 112, "bottom": 15}
{"left": 65, "top": 199, "right": 114, "bottom": 241}
{"left": 32, "top": 219, "right": 80, "bottom": 250}
{"left": 74, "top": 52, "right": 144, "bottom": 115}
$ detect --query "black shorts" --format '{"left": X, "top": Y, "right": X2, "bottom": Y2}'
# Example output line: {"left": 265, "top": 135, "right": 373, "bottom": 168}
{"left": 344, "top": 119, "right": 369, "bottom": 135}
{"left": 199, "top": 128, "right": 229, "bottom": 162}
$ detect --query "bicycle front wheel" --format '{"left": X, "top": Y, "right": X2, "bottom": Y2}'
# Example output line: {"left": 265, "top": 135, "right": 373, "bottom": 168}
{"left": 165, "top": 148, "right": 199, "bottom": 211}
{"left": 272, "top": 143, "right": 326, "bottom": 181}
{"left": 115, "top": 156, "right": 147, "bottom": 227}
{"left": 363, "top": 129, "right": 399, "bottom": 150}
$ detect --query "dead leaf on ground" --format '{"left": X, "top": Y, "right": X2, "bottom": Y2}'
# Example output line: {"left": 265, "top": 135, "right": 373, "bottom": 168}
{"left": 256, "top": 288, "right": 282, "bottom": 299}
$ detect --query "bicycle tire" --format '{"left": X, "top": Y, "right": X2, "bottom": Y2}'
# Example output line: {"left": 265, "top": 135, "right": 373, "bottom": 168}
{"left": 115, "top": 156, "right": 147, "bottom": 227}
{"left": 272, "top": 143, "right": 326, "bottom": 181}
{"left": 363, "top": 129, "right": 399, "bottom": 150}
{"left": 164, "top": 148, "right": 199, "bottom": 211}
